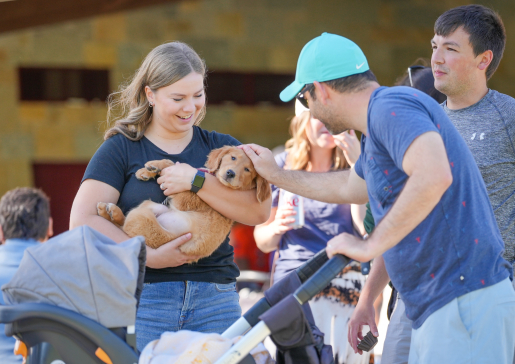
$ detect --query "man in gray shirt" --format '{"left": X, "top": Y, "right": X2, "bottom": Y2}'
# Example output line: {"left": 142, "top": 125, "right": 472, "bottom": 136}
{"left": 348, "top": 4, "right": 515, "bottom": 363}
{"left": 433, "top": 5, "right": 515, "bottom": 270}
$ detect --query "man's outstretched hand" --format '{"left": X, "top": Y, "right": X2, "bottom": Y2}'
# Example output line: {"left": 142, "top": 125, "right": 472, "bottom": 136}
{"left": 239, "top": 144, "right": 282, "bottom": 182}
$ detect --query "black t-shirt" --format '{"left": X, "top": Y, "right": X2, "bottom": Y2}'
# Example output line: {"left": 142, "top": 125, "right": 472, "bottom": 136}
{"left": 82, "top": 126, "right": 241, "bottom": 284}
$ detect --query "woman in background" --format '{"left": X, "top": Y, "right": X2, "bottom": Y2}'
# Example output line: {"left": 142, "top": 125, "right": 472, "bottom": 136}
{"left": 254, "top": 100, "right": 369, "bottom": 364}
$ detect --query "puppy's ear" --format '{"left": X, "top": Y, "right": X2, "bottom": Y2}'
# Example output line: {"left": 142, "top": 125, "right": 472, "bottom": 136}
{"left": 255, "top": 175, "right": 271, "bottom": 203}
{"left": 205, "top": 146, "right": 232, "bottom": 173}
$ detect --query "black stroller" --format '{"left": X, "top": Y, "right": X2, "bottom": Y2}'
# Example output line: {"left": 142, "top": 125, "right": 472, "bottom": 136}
{"left": 0, "top": 227, "right": 355, "bottom": 364}
{"left": 216, "top": 249, "right": 347, "bottom": 364}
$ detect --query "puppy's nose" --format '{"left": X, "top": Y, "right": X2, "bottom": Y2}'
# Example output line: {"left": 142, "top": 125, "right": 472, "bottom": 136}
{"left": 226, "top": 169, "right": 235, "bottom": 179}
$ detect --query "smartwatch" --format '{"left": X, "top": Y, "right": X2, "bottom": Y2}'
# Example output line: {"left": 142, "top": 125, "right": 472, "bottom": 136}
{"left": 190, "top": 170, "right": 206, "bottom": 193}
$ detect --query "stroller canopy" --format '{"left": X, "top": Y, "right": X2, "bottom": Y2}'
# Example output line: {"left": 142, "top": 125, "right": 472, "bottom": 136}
{"left": 2, "top": 226, "right": 145, "bottom": 328}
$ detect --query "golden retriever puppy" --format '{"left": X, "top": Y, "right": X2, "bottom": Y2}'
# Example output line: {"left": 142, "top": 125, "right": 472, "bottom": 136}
{"left": 97, "top": 146, "right": 271, "bottom": 260}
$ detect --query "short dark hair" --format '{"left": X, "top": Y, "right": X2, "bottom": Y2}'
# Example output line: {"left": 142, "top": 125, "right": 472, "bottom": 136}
{"left": 0, "top": 188, "right": 50, "bottom": 241}
{"left": 435, "top": 5, "right": 505, "bottom": 80}
{"left": 308, "top": 70, "right": 378, "bottom": 99}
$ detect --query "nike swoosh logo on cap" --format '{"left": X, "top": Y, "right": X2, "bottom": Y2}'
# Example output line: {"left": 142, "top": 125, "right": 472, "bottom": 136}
{"left": 356, "top": 62, "right": 365, "bottom": 69}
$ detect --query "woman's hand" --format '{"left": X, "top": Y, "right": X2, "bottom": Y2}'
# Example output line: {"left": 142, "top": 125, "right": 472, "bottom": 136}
{"left": 269, "top": 206, "right": 297, "bottom": 235}
{"left": 157, "top": 162, "right": 197, "bottom": 195}
{"left": 146, "top": 233, "right": 203, "bottom": 268}
{"left": 333, "top": 130, "right": 361, "bottom": 168}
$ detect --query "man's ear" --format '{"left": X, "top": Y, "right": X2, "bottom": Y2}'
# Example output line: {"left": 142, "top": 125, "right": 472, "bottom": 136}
{"left": 313, "top": 81, "right": 331, "bottom": 105}
{"left": 205, "top": 146, "right": 232, "bottom": 173}
{"left": 0, "top": 225, "right": 4, "bottom": 245}
{"left": 40, "top": 217, "right": 53, "bottom": 242}
{"left": 48, "top": 217, "right": 53, "bottom": 238}
{"left": 477, "top": 50, "right": 494, "bottom": 72}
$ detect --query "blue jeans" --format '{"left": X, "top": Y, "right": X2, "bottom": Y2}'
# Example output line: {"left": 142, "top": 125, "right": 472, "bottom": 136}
{"left": 136, "top": 281, "right": 241, "bottom": 352}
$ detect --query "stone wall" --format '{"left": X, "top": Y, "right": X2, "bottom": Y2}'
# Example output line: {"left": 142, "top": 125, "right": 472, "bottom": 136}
{"left": 0, "top": 0, "right": 514, "bottom": 194}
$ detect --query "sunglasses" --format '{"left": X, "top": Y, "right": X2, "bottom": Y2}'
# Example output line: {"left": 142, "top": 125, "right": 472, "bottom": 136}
{"left": 296, "top": 84, "right": 313, "bottom": 109}
{"left": 407, "top": 65, "right": 425, "bottom": 87}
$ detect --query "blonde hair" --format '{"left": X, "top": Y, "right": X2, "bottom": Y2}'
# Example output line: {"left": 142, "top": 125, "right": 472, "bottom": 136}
{"left": 285, "top": 111, "right": 349, "bottom": 171}
{"left": 104, "top": 42, "right": 207, "bottom": 141}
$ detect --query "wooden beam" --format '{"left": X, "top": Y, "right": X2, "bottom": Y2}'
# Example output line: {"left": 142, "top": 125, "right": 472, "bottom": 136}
{"left": 0, "top": 0, "right": 180, "bottom": 34}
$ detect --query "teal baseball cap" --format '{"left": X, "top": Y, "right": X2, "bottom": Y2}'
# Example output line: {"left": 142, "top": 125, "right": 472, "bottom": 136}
{"left": 280, "top": 32, "right": 369, "bottom": 102}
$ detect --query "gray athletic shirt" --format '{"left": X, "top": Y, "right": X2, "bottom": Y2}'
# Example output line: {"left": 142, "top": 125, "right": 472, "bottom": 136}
{"left": 443, "top": 89, "right": 515, "bottom": 264}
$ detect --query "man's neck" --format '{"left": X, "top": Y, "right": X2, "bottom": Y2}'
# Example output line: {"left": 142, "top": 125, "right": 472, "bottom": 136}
{"left": 4, "top": 238, "right": 41, "bottom": 244}
{"left": 335, "top": 82, "right": 379, "bottom": 136}
{"left": 446, "top": 83, "right": 489, "bottom": 110}
{"left": 360, "top": 83, "right": 380, "bottom": 136}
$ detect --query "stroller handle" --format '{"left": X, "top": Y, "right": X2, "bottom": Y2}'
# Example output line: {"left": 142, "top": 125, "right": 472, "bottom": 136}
{"left": 230, "top": 248, "right": 328, "bottom": 337}
{"left": 215, "top": 321, "right": 271, "bottom": 364}
{"left": 295, "top": 248, "right": 328, "bottom": 282}
{"left": 294, "top": 254, "right": 350, "bottom": 304}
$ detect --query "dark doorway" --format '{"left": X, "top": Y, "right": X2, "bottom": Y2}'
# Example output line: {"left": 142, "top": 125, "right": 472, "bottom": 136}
{"left": 33, "top": 163, "right": 88, "bottom": 235}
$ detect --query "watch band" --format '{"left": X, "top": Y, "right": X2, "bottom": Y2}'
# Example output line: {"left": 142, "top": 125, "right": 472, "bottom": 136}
{"left": 190, "top": 169, "right": 206, "bottom": 193}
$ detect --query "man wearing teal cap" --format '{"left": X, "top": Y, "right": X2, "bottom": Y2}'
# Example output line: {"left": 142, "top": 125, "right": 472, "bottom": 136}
{"left": 242, "top": 32, "right": 515, "bottom": 363}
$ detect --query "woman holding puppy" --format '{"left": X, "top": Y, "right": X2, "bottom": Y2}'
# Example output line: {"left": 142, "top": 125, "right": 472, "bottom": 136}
{"left": 254, "top": 101, "right": 369, "bottom": 364}
{"left": 70, "top": 42, "right": 271, "bottom": 351}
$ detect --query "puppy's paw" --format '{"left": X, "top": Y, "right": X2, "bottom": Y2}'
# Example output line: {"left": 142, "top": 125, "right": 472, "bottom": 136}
{"left": 145, "top": 163, "right": 160, "bottom": 173}
{"left": 97, "top": 202, "right": 111, "bottom": 220}
{"left": 145, "top": 160, "right": 175, "bottom": 173}
{"left": 136, "top": 167, "right": 158, "bottom": 181}
{"left": 106, "top": 203, "right": 125, "bottom": 226}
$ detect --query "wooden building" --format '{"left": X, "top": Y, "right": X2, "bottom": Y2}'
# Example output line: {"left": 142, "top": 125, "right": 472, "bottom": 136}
{"left": 0, "top": 0, "right": 513, "bottom": 233}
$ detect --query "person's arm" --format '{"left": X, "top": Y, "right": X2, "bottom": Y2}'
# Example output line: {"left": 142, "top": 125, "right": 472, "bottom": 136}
{"left": 351, "top": 203, "right": 367, "bottom": 236}
{"left": 241, "top": 144, "right": 368, "bottom": 205}
{"left": 70, "top": 179, "right": 198, "bottom": 268}
{"left": 70, "top": 180, "right": 130, "bottom": 242}
{"left": 326, "top": 131, "right": 453, "bottom": 262}
{"left": 339, "top": 128, "right": 367, "bottom": 235}
{"left": 347, "top": 255, "right": 390, "bottom": 354}
{"left": 157, "top": 162, "right": 271, "bottom": 225}
{"left": 254, "top": 206, "right": 296, "bottom": 253}
{"left": 333, "top": 129, "right": 361, "bottom": 168}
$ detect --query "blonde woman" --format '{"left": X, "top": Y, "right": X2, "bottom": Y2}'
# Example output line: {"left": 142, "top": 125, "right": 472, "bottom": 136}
{"left": 254, "top": 101, "right": 370, "bottom": 364}
{"left": 70, "top": 42, "right": 271, "bottom": 351}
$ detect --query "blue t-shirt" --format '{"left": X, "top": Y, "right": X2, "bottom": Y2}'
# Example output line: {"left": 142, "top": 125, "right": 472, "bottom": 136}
{"left": 0, "top": 238, "right": 39, "bottom": 363}
{"left": 354, "top": 86, "right": 511, "bottom": 329}
{"left": 272, "top": 152, "right": 357, "bottom": 282}
{"left": 82, "top": 126, "right": 241, "bottom": 284}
